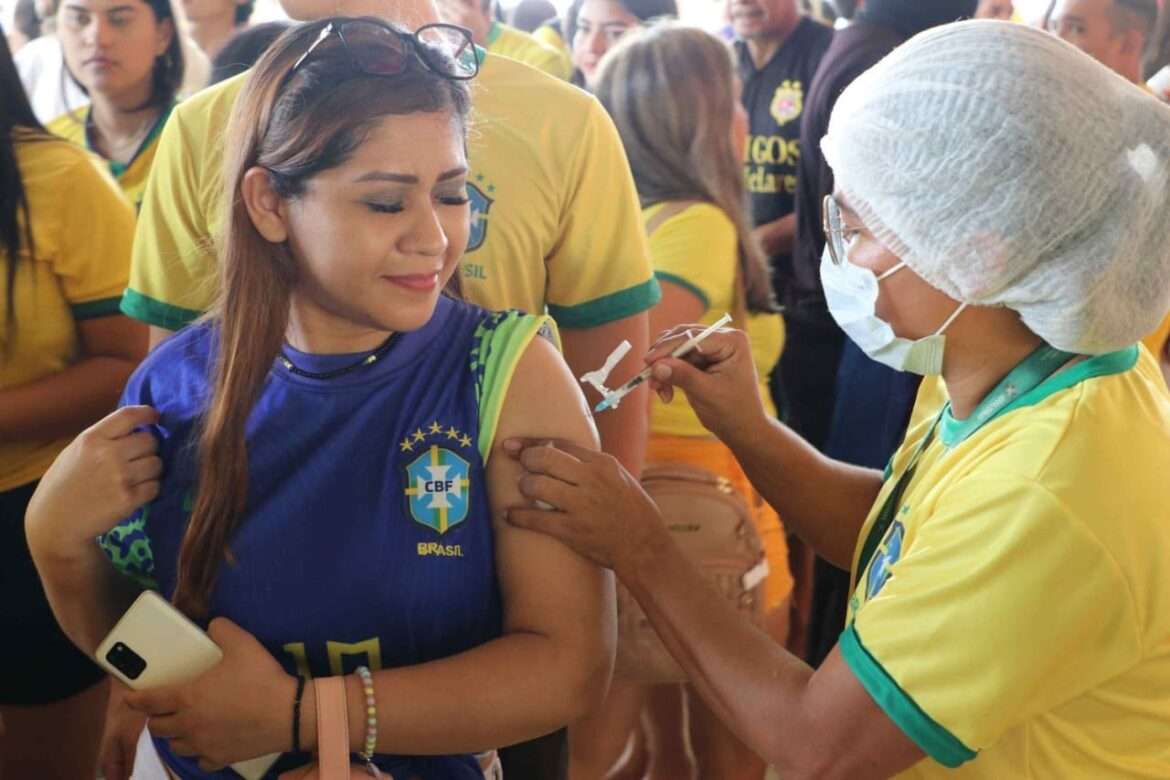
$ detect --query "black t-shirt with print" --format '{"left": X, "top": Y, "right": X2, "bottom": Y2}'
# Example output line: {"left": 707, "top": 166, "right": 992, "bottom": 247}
{"left": 737, "top": 16, "right": 833, "bottom": 302}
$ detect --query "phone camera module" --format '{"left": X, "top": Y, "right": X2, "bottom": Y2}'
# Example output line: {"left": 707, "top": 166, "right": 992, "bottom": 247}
{"left": 106, "top": 641, "right": 147, "bottom": 680}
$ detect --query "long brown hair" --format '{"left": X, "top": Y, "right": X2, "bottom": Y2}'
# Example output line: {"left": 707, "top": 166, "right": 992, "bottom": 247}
{"left": 593, "top": 23, "right": 775, "bottom": 312}
{"left": 174, "top": 18, "right": 472, "bottom": 618}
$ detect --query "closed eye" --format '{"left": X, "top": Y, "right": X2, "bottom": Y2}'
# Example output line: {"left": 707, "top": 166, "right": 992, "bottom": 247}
{"left": 366, "top": 202, "right": 404, "bottom": 214}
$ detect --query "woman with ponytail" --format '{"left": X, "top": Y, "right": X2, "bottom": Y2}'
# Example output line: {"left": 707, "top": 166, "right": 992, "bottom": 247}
{"left": 27, "top": 17, "right": 613, "bottom": 778}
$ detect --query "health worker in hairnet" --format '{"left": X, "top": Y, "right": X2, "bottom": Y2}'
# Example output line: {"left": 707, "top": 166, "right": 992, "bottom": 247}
{"left": 504, "top": 19, "right": 1170, "bottom": 779}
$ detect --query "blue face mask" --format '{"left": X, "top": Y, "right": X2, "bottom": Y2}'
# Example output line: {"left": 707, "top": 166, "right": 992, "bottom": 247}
{"left": 820, "top": 248, "right": 967, "bottom": 376}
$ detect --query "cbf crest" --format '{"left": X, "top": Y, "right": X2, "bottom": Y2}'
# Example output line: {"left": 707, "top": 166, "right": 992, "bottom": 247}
{"left": 466, "top": 178, "right": 495, "bottom": 252}
{"left": 402, "top": 422, "right": 475, "bottom": 534}
{"left": 770, "top": 80, "right": 804, "bottom": 127}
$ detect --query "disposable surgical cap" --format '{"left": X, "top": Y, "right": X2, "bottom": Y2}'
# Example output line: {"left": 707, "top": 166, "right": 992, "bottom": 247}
{"left": 822, "top": 20, "right": 1170, "bottom": 354}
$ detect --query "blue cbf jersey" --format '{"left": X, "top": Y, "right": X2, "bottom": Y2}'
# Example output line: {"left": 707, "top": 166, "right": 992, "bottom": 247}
{"left": 101, "top": 298, "right": 554, "bottom": 779}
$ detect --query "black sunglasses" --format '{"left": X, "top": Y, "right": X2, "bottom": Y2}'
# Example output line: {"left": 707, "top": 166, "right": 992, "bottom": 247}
{"left": 290, "top": 19, "right": 480, "bottom": 83}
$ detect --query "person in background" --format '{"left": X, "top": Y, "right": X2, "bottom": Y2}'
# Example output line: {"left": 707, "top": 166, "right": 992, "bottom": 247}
{"left": 179, "top": 0, "right": 252, "bottom": 58}
{"left": 47, "top": 0, "right": 183, "bottom": 209}
{"left": 570, "top": 0, "right": 676, "bottom": 88}
{"left": 731, "top": 0, "right": 829, "bottom": 660}
{"left": 437, "top": 0, "right": 572, "bottom": 77}
{"left": 593, "top": 24, "right": 794, "bottom": 779}
{"left": 14, "top": 0, "right": 208, "bottom": 123}
{"left": 510, "top": 0, "right": 556, "bottom": 31}
{"left": 208, "top": 18, "right": 287, "bottom": 83}
{"left": 8, "top": 0, "right": 43, "bottom": 51}
{"left": 1143, "top": 0, "right": 1169, "bottom": 85}
{"left": 734, "top": 0, "right": 830, "bottom": 444}
{"left": 976, "top": 0, "right": 1014, "bottom": 17}
{"left": 790, "top": 0, "right": 977, "bottom": 668}
{"left": 1049, "top": 0, "right": 1156, "bottom": 82}
{"left": 0, "top": 31, "right": 145, "bottom": 779}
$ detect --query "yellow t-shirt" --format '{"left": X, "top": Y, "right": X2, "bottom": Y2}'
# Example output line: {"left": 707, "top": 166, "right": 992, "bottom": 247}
{"left": 0, "top": 134, "right": 135, "bottom": 491}
{"left": 486, "top": 21, "right": 572, "bottom": 80}
{"left": 645, "top": 202, "right": 782, "bottom": 437}
{"left": 842, "top": 346, "right": 1170, "bottom": 778}
{"left": 46, "top": 103, "right": 174, "bottom": 211}
{"left": 121, "top": 53, "right": 657, "bottom": 330}
{"left": 532, "top": 23, "right": 571, "bottom": 62}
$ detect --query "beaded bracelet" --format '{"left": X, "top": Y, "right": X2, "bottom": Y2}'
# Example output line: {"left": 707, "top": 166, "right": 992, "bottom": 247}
{"left": 355, "top": 666, "right": 377, "bottom": 763}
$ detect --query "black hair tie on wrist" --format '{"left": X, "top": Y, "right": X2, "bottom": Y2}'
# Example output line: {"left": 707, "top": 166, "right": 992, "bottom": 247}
{"left": 291, "top": 674, "right": 307, "bottom": 753}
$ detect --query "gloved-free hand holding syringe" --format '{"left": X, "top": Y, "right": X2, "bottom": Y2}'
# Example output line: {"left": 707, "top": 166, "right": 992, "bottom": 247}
{"left": 582, "top": 313, "right": 733, "bottom": 413}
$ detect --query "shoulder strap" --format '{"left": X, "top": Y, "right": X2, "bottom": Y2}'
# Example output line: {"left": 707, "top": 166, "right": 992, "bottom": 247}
{"left": 313, "top": 676, "right": 351, "bottom": 775}
{"left": 644, "top": 201, "right": 701, "bottom": 238}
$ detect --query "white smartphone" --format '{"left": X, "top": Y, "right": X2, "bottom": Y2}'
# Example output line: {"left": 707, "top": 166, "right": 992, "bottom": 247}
{"left": 97, "top": 591, "right": 280, "bottom": 780}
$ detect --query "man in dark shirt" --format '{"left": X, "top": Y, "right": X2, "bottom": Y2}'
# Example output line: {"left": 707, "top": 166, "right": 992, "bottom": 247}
{"left": 733, "top": 0, "right": 832, "bottom": 661}
{"left": 790, "top": 0, "right": 979, "bottom": 667}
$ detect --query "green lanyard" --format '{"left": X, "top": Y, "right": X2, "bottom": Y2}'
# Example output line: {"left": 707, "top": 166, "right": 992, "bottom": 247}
{"left": 852, "top": 344, "right": 1077, "bottom": 589}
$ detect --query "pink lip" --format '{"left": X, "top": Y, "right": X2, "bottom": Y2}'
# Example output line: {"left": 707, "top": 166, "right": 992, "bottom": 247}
{"left": 383, "top": 273, "right": 439, "bottom": 292}
{"left": 85, "top": 57, "right": 115, "bottom": 67}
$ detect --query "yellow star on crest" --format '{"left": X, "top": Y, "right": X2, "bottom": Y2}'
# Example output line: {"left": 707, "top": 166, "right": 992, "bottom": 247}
{"left": 459, "top": 434, "right": 472, "bottom": 448}
{"left": 429, "top": 421, "right": 443, "bottom": 434}
{"left": 446, "top": 426, "right": 460, "bottom": 440}
{"left": 412, "top": 428, "right": 426, "bottom": 443}
{"left": 400, "top": 438, "right": 414, "bottom": 452}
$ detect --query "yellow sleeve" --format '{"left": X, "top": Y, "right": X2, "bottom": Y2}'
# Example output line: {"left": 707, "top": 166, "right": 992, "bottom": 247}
{"left": 53, "top": 150, "right": 136, "bottom": 319}
{"left": 121, "top": 78, "right": 242, "bottom": 329}
{"left": 843, "top": 473, "right": 1141, "bottom": 767}
{"left": 488, "top": 23, "right": 572, "bottom": 80}
{"left": 545, "top": 97, "right": 660, "bottom": 328}
{"left": 650, "top": 204, "right": 737, "bottom": 312}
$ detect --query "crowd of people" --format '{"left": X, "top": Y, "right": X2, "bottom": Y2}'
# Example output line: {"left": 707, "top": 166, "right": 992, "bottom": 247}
{"left": 2, "top": 0, "right": 1170, "bottom": 778}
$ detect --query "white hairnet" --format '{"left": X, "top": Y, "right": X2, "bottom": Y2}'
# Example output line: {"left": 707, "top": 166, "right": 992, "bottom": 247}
{"left": 821, "top": 20, "right": 1170, "bottom": 354}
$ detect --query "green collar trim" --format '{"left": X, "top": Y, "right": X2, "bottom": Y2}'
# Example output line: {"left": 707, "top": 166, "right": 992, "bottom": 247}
{"left": 85, "top": 101, "right": 175, "bottom": 180}
{"left": 486, "top": 21, "right": 503, "bottom": 47}
{"left": 940, "top": 345, "right": 1138, "bottom": 448}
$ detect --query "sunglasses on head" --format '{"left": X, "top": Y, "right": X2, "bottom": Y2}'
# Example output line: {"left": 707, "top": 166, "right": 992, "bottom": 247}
{"left": 289, "top": 19, "right": 480, "bottom": 83}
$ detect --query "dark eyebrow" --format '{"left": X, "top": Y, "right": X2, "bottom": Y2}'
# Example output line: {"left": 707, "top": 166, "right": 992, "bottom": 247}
{"left": 354, "top": 166, "right": 467, "bottom": 184}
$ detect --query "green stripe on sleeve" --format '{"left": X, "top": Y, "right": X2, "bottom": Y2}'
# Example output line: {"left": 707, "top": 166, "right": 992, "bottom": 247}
{"left": 120, "top": 288, "right": 201, "bottom": 330}
{"left": 548, "top": 277, "right": 662, "bottom": 330}
{"left": 71, "top": 297, "right": 124, "bottom": 320}
{"left": 473, "top": 312, "right": 560, "bottom": 462}
{"left": 839, "top": 625, "right": 977, "bottom": 769}
{"left": 654, "top": 271, "right": 710, "bottom": 310}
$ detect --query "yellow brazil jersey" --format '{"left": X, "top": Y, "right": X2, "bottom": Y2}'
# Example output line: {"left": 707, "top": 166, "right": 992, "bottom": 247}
{"left": 46, "top": 103, "right": 174, "bottom": 211}
{"left": 486, "top": 21, "right": 572, "bottom": 80}
{"left": 1, "top": 134, "right": 135, "bottom": 491}
{"left": 121, "top": 53, "right": 657, "bottom": 331}
{"left": 644, "top": 202, "right": 782, "bottom": 437}
{"left": 531, "top": 23, "right": 571, "bottom": 62}
{"left": 842, "top": 345, "right": 1170, "bottom": 778}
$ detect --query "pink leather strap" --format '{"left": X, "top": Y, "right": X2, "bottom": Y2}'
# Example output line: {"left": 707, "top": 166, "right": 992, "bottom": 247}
{"left": 314, "top": 676, "right": 351, "bottom": 777}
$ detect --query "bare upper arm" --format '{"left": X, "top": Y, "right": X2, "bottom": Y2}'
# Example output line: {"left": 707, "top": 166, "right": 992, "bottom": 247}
{"left": 559, "top": 312, "right": 650, "bottom": 475}
{"left": 785, "top": 647, "right": 925, "bottom": 779}
{"left": 79, "top": 315, "right": 148, "bottom": 363}
{"left": 487, "top": 334, "right": 614, "bottom": 656}
{"left": 650, "top": 280, "right": 707, "bottom": 344}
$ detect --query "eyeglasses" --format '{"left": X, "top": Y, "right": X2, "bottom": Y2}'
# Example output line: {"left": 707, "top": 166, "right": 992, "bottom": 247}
{"left": 822, "top": 194, "right": 861, "bottom": 266}
{"left": 290, "top": 20, "right": 480, "bottom": 83}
